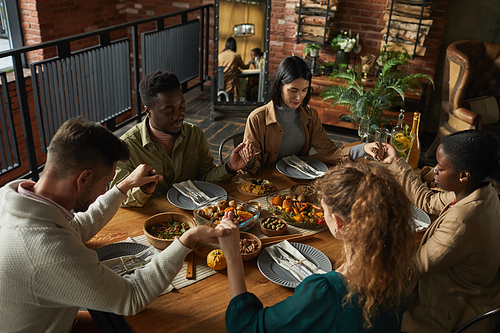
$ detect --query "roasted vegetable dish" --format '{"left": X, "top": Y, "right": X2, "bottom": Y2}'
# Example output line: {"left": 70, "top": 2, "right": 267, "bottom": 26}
{"left": 194, "top": 199, "right": 257, "bottom": 227}
{"left": 268, "top": 193, "right": 325, "bottom": 228}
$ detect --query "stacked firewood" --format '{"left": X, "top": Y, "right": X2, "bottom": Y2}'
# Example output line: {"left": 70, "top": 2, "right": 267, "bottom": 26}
{"left": 381, "top": 0, "right": 433, "bottom": 56}
{"left": 295, "top": 0, "right": 340, "bottom": 44}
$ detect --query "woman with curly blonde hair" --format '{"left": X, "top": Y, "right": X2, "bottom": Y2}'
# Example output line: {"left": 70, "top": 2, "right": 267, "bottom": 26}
{"left": 216, "top": 162, "right": 417, "bottom": 333}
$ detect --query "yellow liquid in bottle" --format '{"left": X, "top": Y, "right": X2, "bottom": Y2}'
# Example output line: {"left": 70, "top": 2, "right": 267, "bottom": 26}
{"left": 407, "top": 112, "right": 421, "bottom": 169}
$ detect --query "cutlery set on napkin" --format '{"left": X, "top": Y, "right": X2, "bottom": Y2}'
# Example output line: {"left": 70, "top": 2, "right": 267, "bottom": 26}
{"left": 282, "top": 155, "right": 325, "bottom": 178}
{"left": 173, "top": 180, "right": 212, "bottom": 206}
{"left": 266, "top": 240, "right": 326, "bottom": 282}
{"left": 101, "top": 246, "right": 158, "bottom": 276}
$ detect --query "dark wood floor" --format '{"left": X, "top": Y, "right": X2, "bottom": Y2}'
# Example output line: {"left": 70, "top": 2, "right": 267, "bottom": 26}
{"left": 116, "top": 86, "right": 437, "bottom": 168}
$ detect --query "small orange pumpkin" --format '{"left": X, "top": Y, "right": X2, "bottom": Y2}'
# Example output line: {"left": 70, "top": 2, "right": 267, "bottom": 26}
{"left": 206, "top": 249, "right": 227, "bottom": 270}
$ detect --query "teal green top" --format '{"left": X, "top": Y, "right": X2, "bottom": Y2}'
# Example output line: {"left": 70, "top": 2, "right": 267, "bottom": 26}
{"left": 225, "top": 271, "right": 403, "bottom": 333}
{"left": 110, "top": 119, "right": 232, "bottom": 207}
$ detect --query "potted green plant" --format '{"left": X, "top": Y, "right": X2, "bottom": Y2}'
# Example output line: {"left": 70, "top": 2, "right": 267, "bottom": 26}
{"left": 319, "top": 58, "right": 434, "bottom": 130}
{"left": 375, "top": 45, "right": 411, "bottom": 76}
{"left": 330, "top": 31, "right": 362, "bottom": 70}
{"left": 320, "top": 61, "right": 335, "bottom": 76}
{"left": 303, "top": 42, "right": 321, "bottom": 58}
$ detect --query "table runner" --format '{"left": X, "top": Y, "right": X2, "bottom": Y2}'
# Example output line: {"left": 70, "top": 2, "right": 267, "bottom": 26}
{"left": 121, "top": 235, "right": 217, "bottom": 296}
{"left": 111, "top": 188, "right": 325, "bottom": 297}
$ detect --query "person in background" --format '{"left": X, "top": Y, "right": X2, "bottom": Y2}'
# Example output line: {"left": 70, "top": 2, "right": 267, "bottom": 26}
{"left": 216, "top": 162, "right": 417, "bottom": 332}
{"left": 0, "top": 119, "right": 229, "bottom": 333}
{"left": 246, "top": 47, "right": 263, "bottom": 101}
{"left": 380, "top": 129, "right": 500, "bottom": 333}
{"left": 218, "top": 37, "right": 249, "bottom": 100}
{"left": 110, "top": 70, "right": 253, "bottom": 207}
{"left": 243, "top": 56, "right": 383, "bottom": 174}
{"left": 248, "top": 47, "right": 263, "bottom": 69}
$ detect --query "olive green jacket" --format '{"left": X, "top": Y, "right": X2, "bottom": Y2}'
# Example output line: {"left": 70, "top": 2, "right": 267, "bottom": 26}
{"left": 110, "top": 119, "right": 231, "bottom": 207}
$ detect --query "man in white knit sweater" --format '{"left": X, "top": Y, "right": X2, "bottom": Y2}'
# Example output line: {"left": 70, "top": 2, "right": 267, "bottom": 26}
{"left": 0, "top": 119, "right": 228, "bottom": 333}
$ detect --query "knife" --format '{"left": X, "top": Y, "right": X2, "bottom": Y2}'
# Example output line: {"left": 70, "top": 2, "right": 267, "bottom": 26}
{"left": 282, "top": 157, "right": 317, "bottom": 178}
{"left": 277, "top": 247, "right": 313, "bottom": 276}
{"left": 290, "top": 155, "right": 323, "bottom": 176}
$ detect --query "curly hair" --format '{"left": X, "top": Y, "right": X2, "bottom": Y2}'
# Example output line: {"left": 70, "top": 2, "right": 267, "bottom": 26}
{"left": 139, "top": 70, "right": 181, "bottom": 109}
{"left": 47, "top": 118, "right": 129, "bottom": 179}
{"left": 315, "top": 162, "right": 417, "bottom": 328}
{"left": 268, "top": 56, "right": 312, "bottom": 107}
{"left": 440, "top": 130, "right": 500, "bottom": 182}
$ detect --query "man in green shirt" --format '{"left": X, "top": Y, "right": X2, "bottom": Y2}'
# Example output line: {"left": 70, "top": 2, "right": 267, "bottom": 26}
{"left": 110, "top": 70, "right": 253, "bottom": 207}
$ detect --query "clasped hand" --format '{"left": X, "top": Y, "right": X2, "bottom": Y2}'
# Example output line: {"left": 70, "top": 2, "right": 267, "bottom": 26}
{"left": 227, "top": 141, "right": 254, "bottom": 172}
{"left": 116, "top": 164, "right": 163, "bottom": 195}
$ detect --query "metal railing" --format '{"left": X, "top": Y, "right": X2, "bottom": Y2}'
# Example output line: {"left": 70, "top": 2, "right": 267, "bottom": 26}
{"left": 0, "top": 5, "right": 212, "bottom": 183}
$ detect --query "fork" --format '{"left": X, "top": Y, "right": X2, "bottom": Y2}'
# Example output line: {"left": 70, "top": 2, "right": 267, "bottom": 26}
{"left": 110, "top": 250, "right": 151, "bottom": 274}
{"left": 290, "top": 155, "right": 324, "bottom": 176}
{"left": 272, "top": 248, "right": 312, "bottom": 278}
{"left": 184, "top": 187, "right": 203, "bottom": 205}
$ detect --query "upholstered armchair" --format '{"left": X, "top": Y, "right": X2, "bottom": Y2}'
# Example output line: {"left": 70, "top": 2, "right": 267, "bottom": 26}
{"left": 426, "top": 40, "right": 500, "bottom": 157}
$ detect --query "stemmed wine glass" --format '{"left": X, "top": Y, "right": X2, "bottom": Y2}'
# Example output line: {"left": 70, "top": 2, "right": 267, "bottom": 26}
{"left": 357, "top": 117, "right": 370, "bottom": 143}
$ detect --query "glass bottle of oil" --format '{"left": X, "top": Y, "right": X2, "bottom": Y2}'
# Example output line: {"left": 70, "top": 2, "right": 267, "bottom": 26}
{"left": 407, "top": 112, "right": 421, "bottom": 169}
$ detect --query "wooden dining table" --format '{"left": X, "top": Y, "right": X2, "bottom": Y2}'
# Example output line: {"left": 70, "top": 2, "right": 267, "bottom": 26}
{"left": 85, "top": 167, "right": 346, "bottom": 333}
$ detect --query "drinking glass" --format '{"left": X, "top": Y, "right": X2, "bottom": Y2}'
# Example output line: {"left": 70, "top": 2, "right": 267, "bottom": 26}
{"left": 357, "top": 117, "right": 370, "bottom": 143}
{"left": 375, "top": 128, "right": 390, "bottom": 143}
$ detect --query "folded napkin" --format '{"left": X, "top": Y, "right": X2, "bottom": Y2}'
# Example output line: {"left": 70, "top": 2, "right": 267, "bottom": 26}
{"left": 282, "top": 155, "right": 325, "bottom": 178}
{"left": 290, "top": 155, "right": 325, "bottom": 177}
{"left": 101, "top": 246, "right": 159, "bottom": 276}
{"left": 265, "top": 240, "right": 327, "bottom": 282}
{"left": 173, "top": 180, "right": 211, "bottom": 205}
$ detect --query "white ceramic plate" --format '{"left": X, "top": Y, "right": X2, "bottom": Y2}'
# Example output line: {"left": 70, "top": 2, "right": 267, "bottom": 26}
{"left": 96, "top": 242, "right": 149, "bottom": 261}
{"left": 257, "top": 242, "right": 332, "bottom": 288}
{"left": 166, "top": 180, "right": 227, "bottom": 210}
{"left": 276, "top": 156, "right": 328, "bottom": 180}
{"left": 410, "top": 205, "right": 431, "bottom": 232}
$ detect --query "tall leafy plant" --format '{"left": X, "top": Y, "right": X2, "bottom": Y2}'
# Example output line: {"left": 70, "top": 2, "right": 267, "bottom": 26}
{"left": 319, "top": 58, "right": 434, "bottom": 130}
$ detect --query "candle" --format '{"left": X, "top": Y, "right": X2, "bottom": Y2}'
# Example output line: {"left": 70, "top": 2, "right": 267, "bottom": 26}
{"left": 349, "top": 29, "right": 351, "bottom": 37}
{"left": 356, "top": 33, "right": 359, "bottom": 44}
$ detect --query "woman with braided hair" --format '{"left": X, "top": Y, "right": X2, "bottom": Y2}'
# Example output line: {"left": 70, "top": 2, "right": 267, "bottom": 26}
{"left": 216, "top": 162, "right": 417, "bottom": 332}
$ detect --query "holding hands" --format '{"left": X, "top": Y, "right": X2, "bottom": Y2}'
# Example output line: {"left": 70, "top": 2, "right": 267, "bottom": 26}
{"left": 363, "top": 142, "right": 386, "bottom": 161}
{"left": 379, "top": 143, "right": 401, "bottom": 164}
{"left": 116, "top": 164, "right": 163, "bottom": 195}
{"left": 215, "top": 211, "right": 241, "bottom": 261}
{"left": 228, "top": 141, "right": 254, "bottom": 173}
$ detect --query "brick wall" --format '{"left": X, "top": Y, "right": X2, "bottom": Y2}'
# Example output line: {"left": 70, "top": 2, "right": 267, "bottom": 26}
{"left": 266, "top": 0, "right": 449, "bottom": 79}
{"left": 0, "top": 0, "right": 449, "bottom": 186}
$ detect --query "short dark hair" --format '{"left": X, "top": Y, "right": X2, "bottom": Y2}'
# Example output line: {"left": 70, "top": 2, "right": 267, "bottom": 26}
{"left": 440, "top": 130, "right": 500, "bottom": 181}
{"left": 47, "top": 119, "right": 129, "bottom": 178}
{"left": 251, "top": 48, "right": 262, "bottom": 57}
{"left": 268, "top": 56, "right": 312, "bottom": 107}
{"left": 139, "top": 70, "right": 181, "bottom": 109}
{"left": 224, "top": 37, "right": 237, "bottom": 52}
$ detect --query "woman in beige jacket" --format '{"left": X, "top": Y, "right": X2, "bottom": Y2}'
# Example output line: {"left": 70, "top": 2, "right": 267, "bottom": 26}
{"left": 381, "top": 130, "right": 500, "bottom": 333}
{"left": 243, "top": 56, "right": 382, "bottom": 174}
